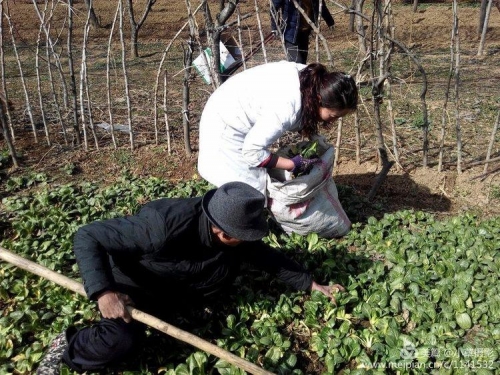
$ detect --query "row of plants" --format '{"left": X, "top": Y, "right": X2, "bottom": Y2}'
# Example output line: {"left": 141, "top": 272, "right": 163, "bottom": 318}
{"left": 0, "top": 174, "right": 499, "bottom": 374}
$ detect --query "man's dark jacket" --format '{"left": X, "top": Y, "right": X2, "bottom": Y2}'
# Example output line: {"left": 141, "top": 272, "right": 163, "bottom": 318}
{"left": 74, "top": 196, "right": 313, "bottom": 306}
{"left": 271, "top": 0, "right": 335, "bottom": 44}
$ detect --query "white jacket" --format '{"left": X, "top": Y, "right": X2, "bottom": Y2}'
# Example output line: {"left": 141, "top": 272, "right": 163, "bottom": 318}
{"left": 198, "top": 61, "right": 306, "bottom": 195}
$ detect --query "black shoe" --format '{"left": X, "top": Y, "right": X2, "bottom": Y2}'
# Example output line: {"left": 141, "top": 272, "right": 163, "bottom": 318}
{"left": 36, "top": 331, "right": 68, "bottom": 375}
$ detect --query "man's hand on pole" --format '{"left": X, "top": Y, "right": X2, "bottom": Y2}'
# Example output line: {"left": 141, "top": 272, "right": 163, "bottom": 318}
{"left": 97, "top": 291, "right": 134, "bottom": 323}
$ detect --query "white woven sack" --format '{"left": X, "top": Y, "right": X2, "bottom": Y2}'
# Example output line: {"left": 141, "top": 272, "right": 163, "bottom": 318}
{"left": 266, "top": 145, "right": 351, "bottom": 238}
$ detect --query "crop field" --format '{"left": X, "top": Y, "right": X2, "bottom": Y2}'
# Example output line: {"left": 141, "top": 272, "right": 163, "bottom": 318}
{"left": 1, "top": 0, "right": 500, "bottom": 374}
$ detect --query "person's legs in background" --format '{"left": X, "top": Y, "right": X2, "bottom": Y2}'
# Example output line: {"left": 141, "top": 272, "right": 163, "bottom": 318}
{"left": 285, "top": 31, "right": 310, "bottom": 64}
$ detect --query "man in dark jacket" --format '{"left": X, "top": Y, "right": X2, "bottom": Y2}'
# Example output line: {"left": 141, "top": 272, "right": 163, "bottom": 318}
{"left": 36, "top": 181, "right": 344, "bottom": 374}
{"left": 271, "top": 0, "right": 335, "bottom": 64}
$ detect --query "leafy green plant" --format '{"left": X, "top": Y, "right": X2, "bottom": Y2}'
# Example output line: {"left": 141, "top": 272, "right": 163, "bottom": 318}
{"left": 0, "top": 148, "right": 10, "bottom": 168}
{"left": 60, "top": 163, "right": 78, "bottom": 176}
{"left": 285, "top": 140, "right": 320, "bottom": 159}
{"left": 2, "top": 178, "right": 500, "bottom": 374}
{"left": 411, "top": 113, "right": 427, "bottom": 129}
{"left": 5, "top": 172, "right": 49, "bottom": 192}
{"left": 490, "top": 184, "right": 500, "bottom": 200}
{"left": 112, "top": 149, "right": 134, "bottom": 168}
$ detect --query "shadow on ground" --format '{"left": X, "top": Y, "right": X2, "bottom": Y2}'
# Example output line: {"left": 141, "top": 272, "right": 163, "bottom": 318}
{"left": 335, "top": 172, "right": 451, "bottom": 223}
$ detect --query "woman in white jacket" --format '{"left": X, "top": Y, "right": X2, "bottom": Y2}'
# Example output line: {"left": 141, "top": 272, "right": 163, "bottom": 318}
{"left": 197, "top": 61, "right": 358, "bottom": 196}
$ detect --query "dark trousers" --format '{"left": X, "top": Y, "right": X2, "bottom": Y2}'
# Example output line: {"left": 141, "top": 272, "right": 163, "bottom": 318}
{"left": 62, "top": 318, "right": 145, "bottom": 373}
{"left": 61, "top": 263, "right": 237, "bottom": 372}
{"left": 285, "top": 31, "right": 311, "bottom": 64}
{"left": 60, "top": 283, "right": 234, "bottom": 372}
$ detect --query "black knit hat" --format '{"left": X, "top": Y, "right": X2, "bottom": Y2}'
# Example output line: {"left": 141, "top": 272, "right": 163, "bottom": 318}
{"left": 202, "top": 181, "right": 268, "bottom": 241}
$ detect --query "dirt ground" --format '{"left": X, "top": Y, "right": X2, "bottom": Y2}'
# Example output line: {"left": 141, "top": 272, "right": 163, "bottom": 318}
{"left": 1, "top": 0, "right": 500, "bottom": 220}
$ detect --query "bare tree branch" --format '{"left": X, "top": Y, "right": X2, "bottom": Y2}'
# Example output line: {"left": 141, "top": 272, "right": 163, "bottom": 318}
{"left": 0, "top": 1, "right": 14, "bottom": 142}
{"left": 4, "top": 2, "right": 37, "bottom": 143}
{"left": 119, "top": 0, "right": 134, "bottom": 150}
{"left": 484, "top": 110, "right": 500, "bottom": 173}
{"left": 0, "top": 93, "right": 19, "bottom": 168}
{"left": 126, "top": 0, "right": 156, "bottom": 57}
{"left": 105, "top": 1, "right": 121, "bottom": 149}
{"left": 33, "top": 0, "right": 51, "bottom": 146}
{"left": 438, "top": 3, "right": 457, "bottom": 172}
{"left": 66, "top": 0, "right": 81, "bottom": 145}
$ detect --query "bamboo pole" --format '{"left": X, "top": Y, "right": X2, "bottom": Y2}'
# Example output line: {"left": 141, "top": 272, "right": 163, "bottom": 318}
{"left": 153, "top": 18, "right": 192, "bottom": 148}
{"left": 384, "top": 0, "right": 399, "bottom": 167}
{"left": 33, "top": 0, "right": 51, "bottom": 146}
{"left": 385, "top": 35, "right": 428, "bottom": 168}
{"left": 468, "top": 155, "right": 500, "bottom": 167}
{"left": 182, "top": 39, "right": 194, "bottom": 157}
{"left": 80, "top": 0, "right": 99, "bottom": 151}
{"left": 118, "top": 0, "right": 135, "bottom": 150}
{"left": 84, "top": 50, "right": 98, "bottom": 149}
{"left": 0, "top": 1, "right": 14, "bottom": 142}
{"left": 334, "top": 118, "right": 342, "bottom": 169}
{"left": 236, "top": 8, "right": 247, "bottom": 71}
{"left": 315, "top": 0, "right": 323, "bottom": 63}
{"left": 452, "top": 0, "right": 462, "bottom": 173}
{"left": 0, "top": 94, "right": 19, "bottom": 168}
{"left": 46, "top": 0, "right": 70, "bottom": 112}
{"left": 106, "top": 0, "right": 120, "bottom": 149}
{"left": 43, "top": 1, "right": 68, "bottom": 146}
{"left": 67, "top": 0, "right": 81, "bottom": 146}
{"left": 484, "top": 110, "right": 500, "bottom": 174}
{"left": 438, "top": 7, "right": 456, "bottom": 173}
{"left": 254, "top": 0, "right": 268, "bottom": 63}
{"left": 42, "top": 0, "right": 67, "bottom": 108}
{"left": 79, "top": 2, "right": 91, "bottom": 151}
{"left": 354, "top": 111, "right": 361, "bottom": 165}
{"left": 477, "top": 0, "right": 493, "bottom": 56}
{"left": 4, "top": 2, "right": 38, "bottom": 143}
{"left": 0, "top": 246, "right": 275, "bottom": 375}
{"left": 163, "top": 70, "right": 172, "bottom": 154}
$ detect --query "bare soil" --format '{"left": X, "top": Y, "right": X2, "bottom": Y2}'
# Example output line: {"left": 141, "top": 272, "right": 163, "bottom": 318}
{"left": 1, "top": 0, "right": 500, "bottom": 220}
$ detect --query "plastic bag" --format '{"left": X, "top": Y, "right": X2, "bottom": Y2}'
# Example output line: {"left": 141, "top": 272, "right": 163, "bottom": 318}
{"left": 266, "top": 143, "right": 351, "bottom": 238}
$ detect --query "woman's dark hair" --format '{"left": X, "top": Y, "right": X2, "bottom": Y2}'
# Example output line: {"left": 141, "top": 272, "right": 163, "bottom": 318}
{"left": 299, "top": 63, "right": 358, "bottom": 137}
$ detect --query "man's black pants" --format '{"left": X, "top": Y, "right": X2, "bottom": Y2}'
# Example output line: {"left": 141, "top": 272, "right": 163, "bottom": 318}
{"left": 62, "top": 318, "right": 145, "bottom": 373}
{"left": 60, "top": 265, "right": 236, "bottom": 372}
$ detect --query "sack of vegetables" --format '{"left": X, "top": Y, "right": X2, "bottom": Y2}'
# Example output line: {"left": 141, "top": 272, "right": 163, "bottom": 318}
{"left": 266, "top": 140, "right": 351, "bottom": 238}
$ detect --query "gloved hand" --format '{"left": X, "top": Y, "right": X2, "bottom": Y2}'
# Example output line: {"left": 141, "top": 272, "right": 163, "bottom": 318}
{"left": 291, "top": 155, "right": 320, "bottom": 176}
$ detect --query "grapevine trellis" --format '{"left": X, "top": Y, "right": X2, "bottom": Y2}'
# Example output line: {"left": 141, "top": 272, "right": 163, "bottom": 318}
{"left": 0, "top": 0, "right": 499, "bottom": 191}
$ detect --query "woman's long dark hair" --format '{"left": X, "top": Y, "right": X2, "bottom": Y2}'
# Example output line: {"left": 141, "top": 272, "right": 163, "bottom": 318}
{"left": 299, "top": 63, "right": 358, "bottom": 137}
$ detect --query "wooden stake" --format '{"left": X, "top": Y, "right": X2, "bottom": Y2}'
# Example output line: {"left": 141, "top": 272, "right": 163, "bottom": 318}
{"left": 4, "top": 2, "right": 37, "bottom": 143}
{"left": 0, "top": 247, "right": 275, "bottom": 375}
{"left": 33, "top": 0, "right": 51, "bottom": 147}
{"left": 106, "top": 0, "right": 120, "bottom": 149}
{"left": 118, "top": 0, "right": 134, "bottom": 151}
{"left": 484, "top": 110, "right": 500, "bottom": 174}
{"left": 254, "top": 0, "right": 268, "bottom": 63}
